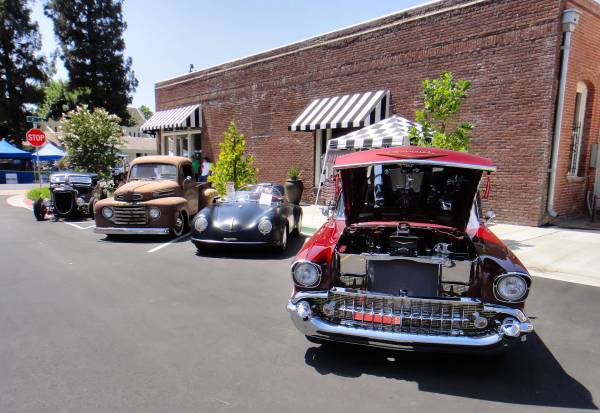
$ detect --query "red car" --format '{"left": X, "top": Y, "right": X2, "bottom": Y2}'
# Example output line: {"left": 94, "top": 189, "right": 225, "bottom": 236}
{"left": 287, "top": 146, "right": 533, "bottom": 353}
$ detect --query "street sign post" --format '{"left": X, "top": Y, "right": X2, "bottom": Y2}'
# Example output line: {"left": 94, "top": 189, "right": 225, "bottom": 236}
{"left": 26, "top": 128, "right": 47, "bottom": 188}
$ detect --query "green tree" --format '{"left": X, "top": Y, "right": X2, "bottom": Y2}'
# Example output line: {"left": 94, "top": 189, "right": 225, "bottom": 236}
{"left": 209, "top": 121, "right": 257, "bottom": 195}
{"left": 45, "top": 0, "right": 138, "bottom": 124}
{"left": 138, "top": 104, "right": 153, "bottom": 120}
{"left": 408, "top": 71, "right": 473, "bottom": 151}
{"left": 61, "top": 106, "right": 124, "bottom": 180}
{"left": 38, "top": 79, "right": 90, "bottom": 120}
{"left": 0, "top": 0, "right": 47, "bottom": 139}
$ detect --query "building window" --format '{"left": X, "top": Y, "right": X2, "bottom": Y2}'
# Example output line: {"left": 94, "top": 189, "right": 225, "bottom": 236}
{"left": 568, "top": 82, "right": 588, "bottom": 176}
{"left": 314, "top": 127, "right": 359, "bottom": 186}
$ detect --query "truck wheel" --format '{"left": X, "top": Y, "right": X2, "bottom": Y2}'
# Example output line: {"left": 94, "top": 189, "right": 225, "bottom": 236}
{"left": 171, "top": 211, "right": 185, "bottom": 237}
{"left": 33, "top": 199, "right": 46, "bottom": 221}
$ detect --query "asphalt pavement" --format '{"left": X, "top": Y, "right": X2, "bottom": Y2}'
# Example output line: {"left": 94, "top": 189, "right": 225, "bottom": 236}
{"left": 0, "top": 196, "right": 598, "bottom": 413}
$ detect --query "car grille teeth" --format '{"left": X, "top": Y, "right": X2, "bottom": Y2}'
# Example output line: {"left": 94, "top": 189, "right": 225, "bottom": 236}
{"left": 112, "top": 206, "right": 147, "bottom": 225}
{"left": 313, "top": 289, "right": 494, "bottom": 336}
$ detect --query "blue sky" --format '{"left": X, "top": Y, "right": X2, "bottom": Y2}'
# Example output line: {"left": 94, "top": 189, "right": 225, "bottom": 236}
{"left": 31, "top": 0, "right": 425, "bottom": 111}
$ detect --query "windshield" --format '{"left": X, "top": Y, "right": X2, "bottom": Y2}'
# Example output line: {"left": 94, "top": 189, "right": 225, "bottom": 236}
{"left": 224, "top": 184, "right": 283, "bottom": 204}
{"left": 129, "top": 163, "right": 177, "bottom": 181}
{"left": 343, "top": 164, "right": 482, "bottom": 228}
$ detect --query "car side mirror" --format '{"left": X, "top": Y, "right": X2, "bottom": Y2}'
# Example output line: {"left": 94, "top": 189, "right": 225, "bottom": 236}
{"left": 184, "top": 176, "right": 193, "bottom": 184}
{"left": 484, "top": 210, "right": 496, "bottom": 224}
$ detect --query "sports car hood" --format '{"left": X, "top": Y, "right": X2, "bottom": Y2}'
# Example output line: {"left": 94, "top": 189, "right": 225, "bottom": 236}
{"left": 206, "top": 201, "right": 275, "bottom": 229}
{"left": 116, "top": 180, "right": 179, "bottom": 196}
{"left": 338, "top": 162, "right": 485, "bottom": 231}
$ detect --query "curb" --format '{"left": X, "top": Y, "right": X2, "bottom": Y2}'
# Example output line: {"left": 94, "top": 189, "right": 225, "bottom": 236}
{"left": 6, "top": 194, "right": 32, "bottom": 211}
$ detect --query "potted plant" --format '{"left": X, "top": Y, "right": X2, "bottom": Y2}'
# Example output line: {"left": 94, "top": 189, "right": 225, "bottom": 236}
{"left": 285, "top": 165, "right": 303, "bottom": 204}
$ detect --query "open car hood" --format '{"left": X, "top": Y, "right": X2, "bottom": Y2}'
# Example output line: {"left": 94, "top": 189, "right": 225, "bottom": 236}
{"left": 334, "top": 147, "right": 495, "bottom": 231}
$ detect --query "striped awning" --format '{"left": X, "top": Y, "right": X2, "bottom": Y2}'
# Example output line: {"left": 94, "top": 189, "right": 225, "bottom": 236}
{"left": 289, "top": 90, "right": 389, "bottom": 131}
{"left": 328, "top": 115, "right": 421, "bottom": 150}
{"left": 140, "top": 104, "right": 201, "bottom": 132}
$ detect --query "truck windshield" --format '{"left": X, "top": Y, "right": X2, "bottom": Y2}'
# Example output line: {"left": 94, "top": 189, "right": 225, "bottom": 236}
{"left": 130, "top": 164, "right": 177, "bottom": 181}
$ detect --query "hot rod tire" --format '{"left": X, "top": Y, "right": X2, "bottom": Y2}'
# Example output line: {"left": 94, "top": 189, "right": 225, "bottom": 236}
{"left": 171, "top": 211, "right": 185, "bottom": 237}
{"left": 33, "top": 199, "right": 46, "bottom": 221}
{"left": 88, "top": 197, "right": 96, "bottom": 218}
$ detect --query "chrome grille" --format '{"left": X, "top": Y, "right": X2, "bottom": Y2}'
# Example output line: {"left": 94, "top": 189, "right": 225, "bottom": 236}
{"left": 112, "top": 206, "right": 147, "bottom": 225}
{"left": 313, "top": 289, "right": 493, "bottom": 336}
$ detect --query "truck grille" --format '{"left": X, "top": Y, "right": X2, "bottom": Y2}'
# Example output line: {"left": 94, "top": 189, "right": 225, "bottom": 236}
{"left": 313, "top": 289, "right": 494, "bottom": 336}
{"left": 112, "top": 206, "right": 147, "bottom": 225}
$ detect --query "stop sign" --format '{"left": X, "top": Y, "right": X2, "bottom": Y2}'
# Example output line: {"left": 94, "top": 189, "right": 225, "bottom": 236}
{"left": 26, "top": 128, "right": 46, "bottom": 147}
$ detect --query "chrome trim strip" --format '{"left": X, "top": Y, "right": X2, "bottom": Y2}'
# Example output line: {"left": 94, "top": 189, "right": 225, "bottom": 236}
{"left": 94, "top": 227, "right": 170, "bottom": 235}
{"left": 333, "top": 158, "right": 496, "bottom": 172}
{"left": 191, "top": 238, "right": 268, "bottom": 245}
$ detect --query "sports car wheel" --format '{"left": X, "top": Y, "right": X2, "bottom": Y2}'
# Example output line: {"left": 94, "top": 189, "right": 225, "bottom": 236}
{"left": 33, "top": 199, "right": 46, "bottom": 221}
{"left": 279, "top": 224, "right": 288, "bottom": 252}
{"left": 171, "top": 211, "right": 185, "bottom": 237}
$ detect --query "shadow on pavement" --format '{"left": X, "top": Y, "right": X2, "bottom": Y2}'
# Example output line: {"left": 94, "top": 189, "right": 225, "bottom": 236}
{"left": 500, "top": 238, "right": 534, "bottom": 251}
{"left": 99, "top": 232, "right": 190, "bottom": 244}
{"left": 194, "top": 234, "right": 306, "bottom": 260}
{"left": 303, "top": 333, "right": 596, "bottom": 410}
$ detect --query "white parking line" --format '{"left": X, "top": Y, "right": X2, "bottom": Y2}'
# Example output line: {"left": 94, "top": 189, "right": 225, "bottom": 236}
{"left": 64, "top": 221, "right": 96, "bottom": 230}
{"left": 147, "top": 234, "right": 190, "bottom": 253}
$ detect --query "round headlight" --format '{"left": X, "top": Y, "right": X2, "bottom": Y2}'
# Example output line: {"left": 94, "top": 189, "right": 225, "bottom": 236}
{"left": 292, "top": 261, "right": 321, "bottom": 288}
{"left": 101, "top": 207, "right": 113, "bottom": 219}
{"left": 149, "top": 207, "right": 161, "bottom": 220}
{"left": 258, "top": 219, "right": 273, "bottom": 235}
{"left": 195, "top": 215, "right": 208, "bottom": 233}
{"left": 495, "top": 273, "right": 529, "bottom": 302}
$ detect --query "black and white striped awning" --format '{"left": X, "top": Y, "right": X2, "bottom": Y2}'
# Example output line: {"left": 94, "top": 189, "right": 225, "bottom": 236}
{"left": 289, "top": 90, "right": 389, "bottom": 131}
{"left": 328, "top": 115, "right": 421, "bottom": 150}
{"left": 140, "top": 104, "right": 202, "bottom": 132}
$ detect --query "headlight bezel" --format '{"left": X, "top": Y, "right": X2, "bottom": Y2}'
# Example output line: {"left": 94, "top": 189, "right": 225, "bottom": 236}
{"left": 101, "top": 207, "right": 114, "bottom": 219}
{"left": 493, "top": 272, "right": 530, "bottom": 303}
{"left": 149, "top": 207, "right": 161, "bottom": 220}
{"left": 194, "top": 214, "right": 208, "bottom": 233}
{"left": 257, "top": 219, "right": 273, "bottom": 235}
{"left": 291, "top": 260, "right": 322, "bottom": 288}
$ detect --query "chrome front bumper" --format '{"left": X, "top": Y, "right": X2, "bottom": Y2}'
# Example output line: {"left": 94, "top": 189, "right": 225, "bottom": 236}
{"left": 191, "top": 237, "right": 269, "bottom": 245}
{"left": 286, "top": 291, "right": 533, "bottom": 351}
{"left": 94, "top": 227, "right": 170, "bottom": 235}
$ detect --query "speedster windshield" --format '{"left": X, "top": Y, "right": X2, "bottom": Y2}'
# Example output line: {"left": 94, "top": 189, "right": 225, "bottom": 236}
{"left": 225, "top": 185, "right": 283, "bottom": 204}
{"left": 129, "top": 163, "right": 177, "bottom": 181}
{"left": 341, "top": 163, "right": 482, "bottom": 230}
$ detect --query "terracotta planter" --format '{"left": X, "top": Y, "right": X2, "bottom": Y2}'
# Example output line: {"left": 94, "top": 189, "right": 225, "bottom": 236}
{"left": 285, "top": 179, "right": 304, "bottom": 204}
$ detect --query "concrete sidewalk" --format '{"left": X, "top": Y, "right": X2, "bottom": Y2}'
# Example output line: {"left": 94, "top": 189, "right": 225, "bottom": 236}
{"left": 300, "top": 205, "right": 600, "bottom": 288}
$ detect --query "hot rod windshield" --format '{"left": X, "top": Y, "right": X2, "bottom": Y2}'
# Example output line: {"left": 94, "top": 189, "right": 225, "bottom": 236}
{"left": 129, "top": 163, "right": 177, "bottom": 181}
{"left": 224, "top": 185, "right": 283, "bottom": 204}
{"left": 341, "top": 164, "right": 482, "bottom": 230}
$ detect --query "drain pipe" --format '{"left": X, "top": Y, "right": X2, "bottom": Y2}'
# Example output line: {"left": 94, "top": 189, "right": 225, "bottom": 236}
{"left": 547, "top": 9, "right": 581, "bottom": 217}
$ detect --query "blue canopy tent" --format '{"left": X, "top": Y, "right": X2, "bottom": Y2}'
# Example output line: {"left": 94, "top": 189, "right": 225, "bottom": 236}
{"left": 0, "top": 138, "right": 32, "bottom": 159}
{"left": 35, "top": 141, "right": 65, "bottom": 161}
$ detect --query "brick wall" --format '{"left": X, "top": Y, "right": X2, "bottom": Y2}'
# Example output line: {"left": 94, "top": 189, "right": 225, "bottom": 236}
{"left": 553, "top": 0, "right": 600, "bottom": 218}
{"left": 155, "top": 0, "right": 565, "bottom": 225}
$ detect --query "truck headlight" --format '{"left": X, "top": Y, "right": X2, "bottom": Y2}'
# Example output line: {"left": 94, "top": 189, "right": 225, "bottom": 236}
{"left": 195, "top": 215, "right": 208, "bottom": 233}
{"left": 101, "top": 207, "right": 113, "bottom": 219}
{"left": 258, "top": 219, "right": 272, "bottom": 235}
{"left": 494, "top": 273, "right": 529, "bottom": 302}
{"left": 149, "top": 207, "right": 161, "bottom": 220}
{"left": 292, "top": 261, "right": 321, "bottom": 288}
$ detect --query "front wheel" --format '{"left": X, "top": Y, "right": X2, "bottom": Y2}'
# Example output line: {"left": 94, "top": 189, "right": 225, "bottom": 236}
{"left": 33, "top": 198, "right": 46, "bottom": 221}
{"left": 278, "top": 224, "right": 288, "bottom": 252}
{"left": 170, "top": 210, "right": 185, "bottom": 237}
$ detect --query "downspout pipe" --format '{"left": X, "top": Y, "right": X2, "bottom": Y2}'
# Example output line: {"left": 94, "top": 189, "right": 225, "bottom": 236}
{"left": 547, "top": 9, "right": 581, "bottom": 218}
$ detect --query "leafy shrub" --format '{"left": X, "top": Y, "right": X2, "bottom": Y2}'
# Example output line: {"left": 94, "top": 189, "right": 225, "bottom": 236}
{"left": 288, "top": 165, "right": 300, "bottom": 180}
{"left": 27, "top": 187, "right": 51, "bottom": 200}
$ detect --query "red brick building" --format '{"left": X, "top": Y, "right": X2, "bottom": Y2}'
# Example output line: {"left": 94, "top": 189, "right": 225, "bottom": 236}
{"left": 141, "top": 0, "right": 600, "bottom": 226}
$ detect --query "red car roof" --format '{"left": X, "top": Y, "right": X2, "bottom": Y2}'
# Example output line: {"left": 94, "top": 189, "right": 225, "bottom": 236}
{"left": 333, "top": 146, "right": 496, "bottom": 171}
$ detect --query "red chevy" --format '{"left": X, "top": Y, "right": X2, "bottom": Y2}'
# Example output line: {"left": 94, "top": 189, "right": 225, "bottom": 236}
{"left": 287, "top": 146, "right": 533, "bottom": 353}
